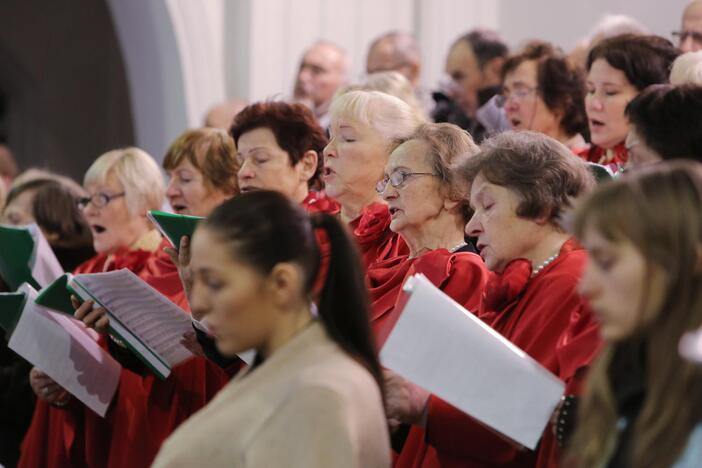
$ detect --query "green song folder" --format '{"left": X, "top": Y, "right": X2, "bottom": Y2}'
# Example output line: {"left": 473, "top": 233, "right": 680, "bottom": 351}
{"left": 35, "top": 273, "right": 79, "bottom": 316}
{"left": 0, "top": 291, "right": 27, "bottom": 338}
{"left": 0, "top": 225, "right": 40, "bottom": 290}
{"left": 147, "top": 210, "right": 204, "bottom": 248}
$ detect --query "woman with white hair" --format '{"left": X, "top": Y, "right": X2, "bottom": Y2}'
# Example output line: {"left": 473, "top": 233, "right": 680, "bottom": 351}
{"left": 19, "top": 148, "right": 230, "bottom": 468}
{"left": 670, "top": 50, "right": 702, "bottom": 85}
{"left": 323, "top": 90, "right": 424, "bottom": 267}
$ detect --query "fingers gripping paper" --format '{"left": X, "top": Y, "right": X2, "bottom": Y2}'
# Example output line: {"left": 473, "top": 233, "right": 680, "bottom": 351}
{"left": 380, "top": 274, "right": 565, "bottom": 450}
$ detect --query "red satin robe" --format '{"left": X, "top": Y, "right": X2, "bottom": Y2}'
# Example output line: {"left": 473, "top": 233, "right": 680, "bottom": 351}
{"left": 575, "top": 143, "right": 628, "bottom": 174}
{"left": 367, "top": 247, "right": 489, "bottom": 468}
{"left": 396, "top": 239, "right": 602, "bottom": 468}
{"left": 350, "top": 203, "right": 409, "bottom": 270}
{"left": 19, "top": 240, "right": 231, "bottom": 468}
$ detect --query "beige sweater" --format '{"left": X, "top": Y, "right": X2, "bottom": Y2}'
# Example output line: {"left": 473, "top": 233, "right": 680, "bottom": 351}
{"left": 152, "top": 321, "right": 390, "bottom": 468}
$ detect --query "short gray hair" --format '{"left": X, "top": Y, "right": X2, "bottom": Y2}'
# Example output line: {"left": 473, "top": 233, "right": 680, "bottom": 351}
{"left": 84, "top": 147, "right": 164, "bottom": 215}
{"left": 670, "top": 51, "right": 702, "bottom": 85}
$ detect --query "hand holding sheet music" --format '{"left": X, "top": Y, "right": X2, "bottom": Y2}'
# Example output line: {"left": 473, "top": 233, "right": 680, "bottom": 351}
{"left": 380, "top": 274, "right": 565, "bottom": 450}
{"left": 69, "top": 269, "right": 195, "bottom": 379}
{"left": 7, "top": 284, "right": 121, "bottom": 416}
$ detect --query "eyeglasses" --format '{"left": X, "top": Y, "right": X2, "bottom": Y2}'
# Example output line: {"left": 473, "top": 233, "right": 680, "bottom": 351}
{"left": 76, "top": 192, "right": 125, "bottom": 210}
{"left": 672, "top": 30, "right": 702, "bottom": 43}
{"left": 375, "top": 171, "right": 439, "bottom": 193}
{"left": 495, "top": 86, "right": 539, "bottom": 108}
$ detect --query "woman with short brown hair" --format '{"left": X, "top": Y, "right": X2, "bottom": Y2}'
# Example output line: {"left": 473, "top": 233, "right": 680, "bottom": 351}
{"left": 399, "top": 131, "right": 601, "bottom": 467}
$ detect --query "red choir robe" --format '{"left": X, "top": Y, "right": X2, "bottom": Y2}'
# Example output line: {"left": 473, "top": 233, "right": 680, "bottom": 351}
{"left": 396, "top": 239, "right": 602, "bottom": 468}
{"left": 19, "top": 234, "right": 232, "bottom": 468}
{"left": 350, "top": 203, "right": 409, "bottom": 270}
{"left": 367, "top": 247, "right": 489, "bottom": 468}
{"left": 574, "top": 143, "right": 628, "bottom": 174}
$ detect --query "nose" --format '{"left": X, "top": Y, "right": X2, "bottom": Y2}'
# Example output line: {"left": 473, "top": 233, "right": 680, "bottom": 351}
{"left": 189, "top": 281, "right": 210, "bottom": 320}
{"left": 681, "top": 36, "right": 696, "bottom": 53}
{"left": 504, "top": 98, "right": 519, "bottom": 113}
{"left": 585, "top": 93, "right": 603, "bottom": 113}
{"left": 165, "top": 179, "right": 180, "bottom": 197}
{"left": 380, "top": 181, "right": 398, "bottom": 201}
{"left": 577, "top": 260, "right": 597, "bottom": 299}
{"left": 464, "top": 213, "right": 481, "bottom": 238}
{"left": 323, "top": 139, "right": 337, "bottom": 159}
{"left": 82, "top": 201, "right": 99, "bottom": 218}
{"left": 238, "top": 159, "right": 255, "bottom": 180}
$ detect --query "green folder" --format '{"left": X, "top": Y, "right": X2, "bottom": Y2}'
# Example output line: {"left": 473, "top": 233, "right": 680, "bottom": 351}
{"left": 147, "top": 210, "right": 204, "bottom": 248}
{"left": 0, "top": 225, "right": 40, "bottom": 290}
{"left": 0, "top": 291, "right": 27, "bottom": 338}
{"left": 35, "top": 273, "right": 80, "bottom": 316}
{"left": 588, "top": 163, "right": 615, "bottom": 184}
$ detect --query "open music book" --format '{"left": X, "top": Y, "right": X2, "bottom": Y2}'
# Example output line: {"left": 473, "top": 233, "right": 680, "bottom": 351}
{"left": 380, "top": 273, "right": 565, "bottom": 450}
{"left": 67, "top": 269, "right": 195, "bottom": 379}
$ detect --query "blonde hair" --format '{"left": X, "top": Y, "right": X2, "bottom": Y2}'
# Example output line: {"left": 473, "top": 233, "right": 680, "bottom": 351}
{"left": 568, "top": 160, "right": 702, "bottom": 467}
{"left": 670, "top": 51, "right": 702, "bottom": 85}
{"left": 344, "top": 72, "right": 427, "bottom": 119}
{"left": 84, "top": 147, "right": 164, "bottom": 215}
{"left": 329, "top": 90, "right": 424, "bottom": 145}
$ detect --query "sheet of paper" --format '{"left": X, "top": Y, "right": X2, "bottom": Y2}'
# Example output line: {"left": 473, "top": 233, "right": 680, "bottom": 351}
{"left": 8, "top": 284, "right": 121, "bottom": 417}
{"left": 72, "top": 269, "right": 194, "bottom": 367}
{"left": 380, "top": 274, "right": 565, "bottom": 450}
{"left": 27, "top": 224, "right": 64, "bottom": 288}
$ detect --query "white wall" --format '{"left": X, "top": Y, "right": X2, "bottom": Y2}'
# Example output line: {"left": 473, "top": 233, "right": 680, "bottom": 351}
{"left": 498, "top": 0, "right": 688, "bottom": 51}
{"left": 108, "top": 0, "right": 686, "bottom": 160}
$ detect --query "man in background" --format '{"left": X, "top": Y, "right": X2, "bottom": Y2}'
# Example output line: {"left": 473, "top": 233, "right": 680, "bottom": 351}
{"left": 435, "top": 29, "right": 509, "bottom": 141}
{"left": 678, "top": 0, "right": 702, "bottom": 52}
{"left": 293, "top": 41, "right": 349, "bottom": 128}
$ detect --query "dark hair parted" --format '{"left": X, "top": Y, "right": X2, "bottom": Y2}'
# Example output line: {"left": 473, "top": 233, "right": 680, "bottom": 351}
{"left": 459, "top": 131, "right": 595, "bottom": 224}
{"left": 586, "top": 34, "right": 679, "bottom": 91}
{"left": 625, "top": 84, "right": 702, "bottom": 161}
{"left": 202, "top": 190, "right": 383, "bottom": 391}
{"left": 454, "top": 29, "right": 509, "bottom": 68}
{"left": 229, "top": 102, "right": 328, "bottom": 190}
{"left": 502, "top": 41, "right": 589, "bottom": 139}
{"left": 162, "top": 128, "right": 239, "bottom": 194}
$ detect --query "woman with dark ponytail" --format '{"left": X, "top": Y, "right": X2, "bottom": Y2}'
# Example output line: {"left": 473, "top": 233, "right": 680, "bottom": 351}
{"left": 152, "top": 190, "right": 389, "bottom": 468}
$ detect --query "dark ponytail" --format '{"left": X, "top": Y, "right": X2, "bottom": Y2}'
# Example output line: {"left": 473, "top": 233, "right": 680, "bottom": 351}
{"left": 310, "top": 213, "right": 384, "bottom": 392}
{"left": 203, "top": 191, "right": 383, "bottom": 392}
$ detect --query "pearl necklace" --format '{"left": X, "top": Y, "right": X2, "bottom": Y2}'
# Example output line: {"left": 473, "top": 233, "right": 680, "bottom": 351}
{"left": 448, "top": 241, "right": 468, "bottom": 253}
{"left": 531, "top": 253, "right": 560, "bottom": 277}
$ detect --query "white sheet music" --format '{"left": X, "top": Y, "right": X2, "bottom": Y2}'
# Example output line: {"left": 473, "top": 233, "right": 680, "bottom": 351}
{"left": 26, "top": 224, "right": 64, "bottom": 288}
{"left": 380, "top": 274, "right": 565, "bottom": 450}
{"left": 71, "top": 269, "right": 194, "bottom": 367}
{"left": 9, "top": 284, "right": 120, "bottom": 417}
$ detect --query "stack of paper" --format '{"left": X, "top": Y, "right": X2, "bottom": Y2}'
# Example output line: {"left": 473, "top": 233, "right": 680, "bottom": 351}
{"left": 3, "top": 284, "right": 120, "bottom": 416}
{"left": 147, "top": 210, "right": 203, "bottom": 248}
{"left": 380, "top": 274, "right": 565, "bottom": 450}
{"left": 0, "top": 224, "right": 64, "bottom": 290}
{"left": 69, "top": 269, "right": 194, "bottom": 379}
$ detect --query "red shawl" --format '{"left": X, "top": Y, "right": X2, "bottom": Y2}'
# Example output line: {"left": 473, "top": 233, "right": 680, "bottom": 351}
{"left": 575, "top": 143, "right": 628, "bottom": 174}
{"left": 396, "top": 239, "right": 602, "bottom": 468}
{"left": 19, "top": 240, "right": 231, "bottom": 468}
{"left": 350, "top": 203, "right": 409, "bottom": 270}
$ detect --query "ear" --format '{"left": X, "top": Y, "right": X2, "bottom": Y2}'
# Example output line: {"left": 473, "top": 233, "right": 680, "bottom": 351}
{"left": 443, "top": 196, "right": 460, "bottom": 212}
{"left": 406, "top": 63, "right": 421, "bottom": 87}
{"left": 483, "top": 57, "right": 506, "bottom": 87}
{"left": 297, "top": 150, "right": 319, "bottom": 183}
{"left": 44, "top": 231, "right": 60, "bottom": 243}
{"left": 266, "top": 263, "right": 303, "bottom": 308}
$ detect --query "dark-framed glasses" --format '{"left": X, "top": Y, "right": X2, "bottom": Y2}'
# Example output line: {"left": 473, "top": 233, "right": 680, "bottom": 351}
{"left": 375, "top": 171, "right": 439, "bottom": 193}
{"left": 76, "top": 192, "right": 126, "bottom": 209}
{"left": 495, "top": 85, "right": 539, "bottom": 108}
{"left": 672, "top": 30, "right": 702, "bottom": 43}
